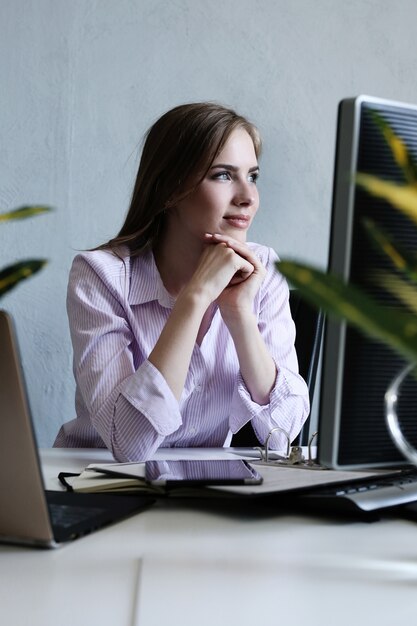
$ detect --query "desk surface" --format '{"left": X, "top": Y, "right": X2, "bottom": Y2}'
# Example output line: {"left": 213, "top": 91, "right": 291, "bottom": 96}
{"left": 2, "top": 448, "right": 417, "bottom": 626}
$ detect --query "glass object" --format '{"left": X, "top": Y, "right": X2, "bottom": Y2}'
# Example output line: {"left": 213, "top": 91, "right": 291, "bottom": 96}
{"left": 385, "top": 362, "right": 417, "bottom": 466}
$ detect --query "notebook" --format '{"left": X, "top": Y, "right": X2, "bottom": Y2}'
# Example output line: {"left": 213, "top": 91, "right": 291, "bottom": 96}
{"left": 0, "top": 310, "right": 153, "bottom": 548}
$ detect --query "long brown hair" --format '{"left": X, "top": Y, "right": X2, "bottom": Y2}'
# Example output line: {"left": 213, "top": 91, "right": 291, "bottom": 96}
{"left": 98, "top": 102, "right": 261, "bottom": 256}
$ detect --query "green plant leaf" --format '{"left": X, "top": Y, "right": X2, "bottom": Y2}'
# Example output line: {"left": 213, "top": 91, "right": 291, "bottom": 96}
{"left": 356, "top": 173, "right": 417, "bottom": 226}
{"left": 0, "top": 205, "right": 52, "bottom": 222}
{"left": 370, "top": 110, "right": 417, "bottom": 182}
{"left": 373, "top": 271, "right": 417, "bottom": 316}
{"left": 0, "top": 260, "right": 48, "bottom": 298}
{"left": 276, "top": 259, "right": 417, "bottom": 364}
{"left": 363, "top": 218, "right": 417, "bottom": 282}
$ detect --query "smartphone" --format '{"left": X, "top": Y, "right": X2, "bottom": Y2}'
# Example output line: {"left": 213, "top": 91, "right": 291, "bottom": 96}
{"left": 145, "top": 459, "right": 263, "bottom": 487}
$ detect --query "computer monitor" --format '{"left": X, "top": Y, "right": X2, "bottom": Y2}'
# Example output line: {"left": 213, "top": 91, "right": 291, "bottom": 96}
{"left": 317, "top": 95, "right": 417, "bottom": 469}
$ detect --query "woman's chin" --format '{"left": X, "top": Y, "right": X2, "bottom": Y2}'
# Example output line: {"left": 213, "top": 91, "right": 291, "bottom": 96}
{"left": 221, "top": 227, "right": 248, "bottom": 243}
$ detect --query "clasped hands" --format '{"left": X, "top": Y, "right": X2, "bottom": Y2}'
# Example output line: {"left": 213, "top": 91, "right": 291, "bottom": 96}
{"left": 186, "top": 233, "right": 266, "bottom": 317}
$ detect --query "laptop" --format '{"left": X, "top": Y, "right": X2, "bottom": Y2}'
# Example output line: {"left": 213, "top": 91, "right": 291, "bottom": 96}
{"left": 0, "top": 310, "right": 153, "bottom": 548}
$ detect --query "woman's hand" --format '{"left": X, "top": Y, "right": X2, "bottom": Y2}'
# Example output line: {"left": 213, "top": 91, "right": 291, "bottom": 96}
{"left": 203, "top": 233, "right": 266, "bottom": 321}
{"left": 182, "top": 237, "right": 255, "bottom": 308}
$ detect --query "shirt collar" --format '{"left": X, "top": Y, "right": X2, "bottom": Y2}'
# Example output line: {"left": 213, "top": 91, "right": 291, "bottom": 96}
{"left": 129, "top": 249, "right": 176, "bottom": 309}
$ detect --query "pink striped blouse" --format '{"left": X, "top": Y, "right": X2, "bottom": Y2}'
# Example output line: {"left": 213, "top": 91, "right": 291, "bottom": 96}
{"left": 54, "top": 243, "right": 309, "bottom": 461}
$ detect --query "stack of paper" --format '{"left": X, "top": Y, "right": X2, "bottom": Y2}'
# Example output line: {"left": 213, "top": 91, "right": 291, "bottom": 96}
{"left": 64, "top": 466, "right": 161, "bottom": 494}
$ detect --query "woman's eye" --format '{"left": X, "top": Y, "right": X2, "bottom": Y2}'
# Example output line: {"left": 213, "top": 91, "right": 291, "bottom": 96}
{"left": 212, "top": 171, "right": 231, "bottom": 181}
{"left": 211, "top": 170, "right": 259, "bottom": 183}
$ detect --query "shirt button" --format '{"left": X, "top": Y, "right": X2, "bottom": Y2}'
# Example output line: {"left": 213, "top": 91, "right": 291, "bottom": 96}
{"left": 189, "top": 427, "right": 196, "bottom": 435}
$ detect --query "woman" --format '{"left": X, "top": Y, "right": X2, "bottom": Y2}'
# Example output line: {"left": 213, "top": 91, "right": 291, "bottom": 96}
{"left": 54, "top": 102, "right": 309, "bottom": 461}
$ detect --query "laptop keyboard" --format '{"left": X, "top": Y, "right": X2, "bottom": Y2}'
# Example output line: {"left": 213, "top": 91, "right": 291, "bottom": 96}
{"left": 306, "top": 470, "right": 417, "bottom": 512}
{"left": 49, "top": 503, "right": 106, "bottom": 529}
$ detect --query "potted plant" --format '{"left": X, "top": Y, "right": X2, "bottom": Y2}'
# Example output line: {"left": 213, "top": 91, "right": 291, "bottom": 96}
{"left": 0, "top": 205, "right": 51, "bottom": 298}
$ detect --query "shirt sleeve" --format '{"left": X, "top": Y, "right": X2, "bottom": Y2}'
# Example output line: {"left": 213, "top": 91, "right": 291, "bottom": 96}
{"left": 228, "top": 246, "right": 310, "bottom": 449}
{"left": 67, "top": 252, "right": 183, "bottom": 461}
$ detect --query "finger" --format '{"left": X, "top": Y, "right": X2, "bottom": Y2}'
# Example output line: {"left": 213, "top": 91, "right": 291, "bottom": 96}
{"left": 203, "top": 233, "right": 228, "bottom": 250}
{"left": 210, "top": 233, "right": 261, "bottom": 268}
{"left": 229, "top": 272, "right": 251, "bottom": 285}
{"left": 203, "top": 233, "right": 229, "bottom": 249}
{"left": 229, "top": 261, "right": 255, "bottom": 285}
{"left": 201, "top": 240, "right": 254, "bottom": 282}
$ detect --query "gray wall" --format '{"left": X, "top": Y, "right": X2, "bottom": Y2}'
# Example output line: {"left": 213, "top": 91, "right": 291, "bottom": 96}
{"left": 1, "top": 0, "right": 417, "bottom": 446}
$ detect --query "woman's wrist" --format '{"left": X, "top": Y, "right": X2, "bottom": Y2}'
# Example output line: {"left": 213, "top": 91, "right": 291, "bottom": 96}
{"left": 178, "top": 279, "right": 217, "bottom": 313}
{"left": 220, "top": 306, "right": 257, "bottom": 334}
{"left": 176, "top": 285, "right": 212, "bottom": 318}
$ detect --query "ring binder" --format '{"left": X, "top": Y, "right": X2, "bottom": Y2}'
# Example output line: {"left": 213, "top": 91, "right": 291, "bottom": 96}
{"left": 256, "top": 429, "right": 325, "bottom": 470}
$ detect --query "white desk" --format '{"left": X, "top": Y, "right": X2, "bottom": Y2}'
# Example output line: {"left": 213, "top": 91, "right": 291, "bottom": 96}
{"left": 2, "top": 448, "right": 417, "bottom": 626}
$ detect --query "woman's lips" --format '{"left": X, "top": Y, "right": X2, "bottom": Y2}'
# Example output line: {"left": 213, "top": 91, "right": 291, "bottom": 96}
{"left": 223, "top": 215, "right": 250, "bottom": 229}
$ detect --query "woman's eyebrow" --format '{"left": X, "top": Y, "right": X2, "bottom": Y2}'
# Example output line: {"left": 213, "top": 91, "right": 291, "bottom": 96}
{"left": 210, "top": 163, "right": 259, "bottom": 172}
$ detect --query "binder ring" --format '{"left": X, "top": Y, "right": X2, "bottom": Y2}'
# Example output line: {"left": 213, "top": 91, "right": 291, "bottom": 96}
{"left": 264, "top": 427, "right": 291, "bottom": 463}
{"left": 307, "top": 430, "right": 318, "bottom": 465}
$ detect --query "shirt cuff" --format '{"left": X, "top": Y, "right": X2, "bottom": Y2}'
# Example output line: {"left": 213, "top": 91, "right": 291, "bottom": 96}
{"left": 229, "top": 361, "right": 307, "bottom": 434}
{"left": 120, "top": 359, "right": 182, "bottom": 436}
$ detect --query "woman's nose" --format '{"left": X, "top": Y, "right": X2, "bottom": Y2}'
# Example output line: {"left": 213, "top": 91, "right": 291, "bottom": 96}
{"left": 233, "top": 180, "right": 255, "bottom": 206}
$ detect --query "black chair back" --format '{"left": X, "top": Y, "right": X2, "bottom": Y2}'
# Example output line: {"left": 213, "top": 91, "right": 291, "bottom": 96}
{"left": 230, "top": 289, "right": 324, "bottom": 447}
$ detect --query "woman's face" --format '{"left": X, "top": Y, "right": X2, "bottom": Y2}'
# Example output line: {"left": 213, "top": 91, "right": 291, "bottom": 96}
{"left": 167, "top": 128, "right": 260, "bottom": 244}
